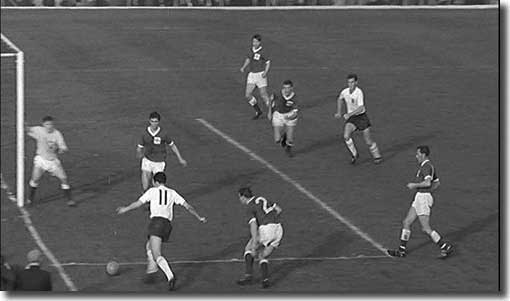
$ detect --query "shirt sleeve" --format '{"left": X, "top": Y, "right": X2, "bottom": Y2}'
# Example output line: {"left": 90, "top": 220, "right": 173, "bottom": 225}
{"left": 137, "top": 133, "right": 145, "bottom": 148}
{"left": 27, "top": 126, "right": 39, "bottom": 139}
{"left": 166, "top": 133, "right": 175, "bottom": 146}
{"left": 138, "top": 189, "right": 152, "bottom": 204}
{"left": 172, "top": 191, "right": 186, "bottom": 206}
{"left": 56, "top": 131, "right": 68, "bottom": 152}
{"left": 357, "top": 89, "right": 364, "bottom": 106}
{"left": 421, "top": 164, "right": 434, "bottom": 181}
{"left": 338, "top": 90, "right": 345, "bottom": 100}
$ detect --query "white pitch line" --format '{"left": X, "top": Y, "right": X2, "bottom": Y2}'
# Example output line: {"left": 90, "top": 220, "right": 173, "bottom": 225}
{"left": 55, "top": 255, "right": 388, "bottom": 267}
{"left": 196, "top": 118, "right": 391, "bottom": 257}
{"left": 0, "top": 175, "right": 78, "bottom": 291}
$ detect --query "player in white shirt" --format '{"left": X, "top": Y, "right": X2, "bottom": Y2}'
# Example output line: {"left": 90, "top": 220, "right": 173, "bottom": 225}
{"left": 26, "top": 116, "right": 75, "bottom": 206}
{"left": 116, "top": 172, "right": 207, "bottom": 291}
{"left": 335, "top": 74, "right": 382, "bottom": 164}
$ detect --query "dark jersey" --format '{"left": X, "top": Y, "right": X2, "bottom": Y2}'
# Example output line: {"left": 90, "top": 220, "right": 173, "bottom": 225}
{"left": 138, "top": 127, "right": 174, "bottom": 162}
{"left": 415, "top": 159, "right": 439, "bottom": 193}
{"left": 247, "top": 47, "right": 269, "bottom": 73}
{"left": 245, "top": 196, "right": 280, "bottom": 226}
{"left": 272, "top": 91, "right": 298, "bottom": 114}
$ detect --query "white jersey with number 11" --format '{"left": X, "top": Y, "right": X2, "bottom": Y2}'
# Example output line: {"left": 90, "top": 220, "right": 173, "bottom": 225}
{"left": 138, "top": 186, "right": 185, "bottom": 221}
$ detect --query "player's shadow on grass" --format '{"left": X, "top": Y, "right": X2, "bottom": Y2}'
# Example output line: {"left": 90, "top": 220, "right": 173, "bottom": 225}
{"left": 34, "top": 169, "right": 138, "bottom": 206}
{"left": 175, "top": 240, "right": 245, "bottom": 290}
{"left": 407, "top": 212, "right": 498, "bottom": 254}
{"left": 269, "top": 231, "right": 355, "bottom": 286}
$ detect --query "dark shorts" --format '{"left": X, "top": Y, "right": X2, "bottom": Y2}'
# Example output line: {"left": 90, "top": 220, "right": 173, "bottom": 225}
{"left": 346, "top": 113, "right": 371, "bottom": 131}
{"left": 147, "top": 217, "right": 172, "bottom": 242}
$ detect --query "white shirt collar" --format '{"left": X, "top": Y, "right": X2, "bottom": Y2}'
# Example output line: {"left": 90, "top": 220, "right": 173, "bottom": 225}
{"left": 252, "top": 46, "right": 262, "bottom": 53}
{"left": 25, "top": 262, "right": 40, "bottom": 269}
{"left": 147, "top": 126, "right": 161, "bottom": 137}
{"left": 420, "top": 159, "right": 430, "bottom": 167}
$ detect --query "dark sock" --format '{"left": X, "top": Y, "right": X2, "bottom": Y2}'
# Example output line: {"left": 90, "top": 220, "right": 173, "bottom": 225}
{"left": 252, "top": 104, "right": 262, "bottom": 114}
{"left": 62, "top": 188, "right": 72, "bottom": 201}
{"left": 244, "top": 253, "right": 254, "bottom": 276}
{"left": 28, "top": 186, "right": 37, "bottom": 201}
{"left": 260, "top": 261, "right": 269, "bottom": 280}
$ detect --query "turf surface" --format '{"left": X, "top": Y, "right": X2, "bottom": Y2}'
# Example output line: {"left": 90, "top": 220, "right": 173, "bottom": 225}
{"left": 1, "top": 8, "right": 499, "bottom": 293}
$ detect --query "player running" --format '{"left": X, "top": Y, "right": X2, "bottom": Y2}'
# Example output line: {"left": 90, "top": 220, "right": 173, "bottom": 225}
{"left": 26, "top": 116, "right": 74, "bottom": 206}
{"left": 387, "top": 146, "right": 454, "bottom": 259}
{"left": 236, "top": 187, "right": 284, "bottom": 289}
{"left": 335, "top": 74, "right": 382, "bottom": 164}
{"left": 116, "top": 172, "right": 207, "bottom": 291}
{"left": 137, "top": 112, "right": 187, "bottom": 192}
{"left": 268, "top": 80, "right": 299, "bottom": 157}
{"left": 239, "top": 34, "right": 271, "bottom": 120}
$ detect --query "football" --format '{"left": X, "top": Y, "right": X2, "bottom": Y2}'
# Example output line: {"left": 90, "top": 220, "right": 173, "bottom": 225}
{"left": 106, "top": 261, "right": 120, "bottom": 276}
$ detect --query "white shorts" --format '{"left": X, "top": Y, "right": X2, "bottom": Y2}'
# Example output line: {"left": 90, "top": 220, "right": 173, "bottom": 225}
{"left": 411, "top": 192, "right": 434, "bottom": 216}
{"left": 246, "top": 71, "right": 268, "bottom": 88}
{"left": 272, "top": 111, "right": 297, "bottom": 128}
{"left": 259, "top": 223, "right": 284, "bottom": 248}
{"left": 141, "top": 157, "right": 166, "bottom": 174}
{"left": 33, "top": 155, "right": 66, "bottom": 179}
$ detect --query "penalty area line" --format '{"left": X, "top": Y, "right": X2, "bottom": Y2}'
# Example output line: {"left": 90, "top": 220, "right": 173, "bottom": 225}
{"left": 196, "top": 118, "right": 391, "bottom": 258}
{"left": 55, "top": 255, "right": 389, "bottom": 267}
{"left": 0, "top": 174, "right": 78, "bottom": 291}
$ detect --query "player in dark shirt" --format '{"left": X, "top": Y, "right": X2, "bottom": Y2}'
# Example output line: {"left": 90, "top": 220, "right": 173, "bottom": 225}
{"left": 269, "top": 80, "right": 299, "bottom": 157}
{"left": 137, "top": 112, "right": 187, "bottom": 191}
{"left": 236, "top": 187, "right": 284, "bottom": 288}
{"left": 240, "top": 34, "right": 271, "bottom": 120}
{"left": 387, "top": 146, "right": 453, "bottom": 259}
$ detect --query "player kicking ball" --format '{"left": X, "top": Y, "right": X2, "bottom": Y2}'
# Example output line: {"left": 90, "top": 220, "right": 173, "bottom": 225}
{"left": 236, "top": 187, "right": 284, "bottom": 289}
{"left": 26, "top": 116, "right": 75, "bottom": 206}
{"left": 387, "top": 146, "right": 454, "bottom": 259}
{"left": 137, "top": 112, "right": 187, "bottom": 192}
{"left": 239, "top": 34, "right": 271, "bottom": 120}
{"left": 335, "top": 74, "right": 382, "bottom": 164}
{"left": 268, "top": 80, "right": 299, "bottom": 157}
{"left": 116, "top": 172, "right": 207, "bottom": 291}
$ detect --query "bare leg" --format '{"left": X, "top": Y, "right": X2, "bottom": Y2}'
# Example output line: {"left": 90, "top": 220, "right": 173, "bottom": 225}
{"left": 343, "top": 123, "right": 358, "bottom": 162}
{"left": 150, "top": 236, "right": 175, "bottom": 282}
{"left": 362, "top": 128, "right": 382, "bottom": 161}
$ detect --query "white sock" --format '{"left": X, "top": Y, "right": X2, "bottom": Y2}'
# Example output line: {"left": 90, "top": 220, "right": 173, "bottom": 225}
{"left": 156, "top": 256, "right": 174, "bottom": 281}
{"left": 430, "top": 230, "right": 441, "bottom": 244}
{"left": 146, "top": 249, "right": 158, "bottom": 274}
{"left": 345, "top": 138, "right": 358, "bottom": 157}
{"left": 369, "top": 142, "right": 381, "bottom": 158}
{"left": 400, "top": 229, "right": 411, "bottom": 241}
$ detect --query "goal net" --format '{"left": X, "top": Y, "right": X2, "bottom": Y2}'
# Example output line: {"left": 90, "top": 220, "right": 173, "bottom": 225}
{"left": 1, "top": 33, "right": 25, "bottom": 207}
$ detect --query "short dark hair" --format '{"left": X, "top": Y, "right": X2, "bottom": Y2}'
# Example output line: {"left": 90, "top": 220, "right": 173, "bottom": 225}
{"left": 347, "top": 74, "right": 358, "bottom": 81}
{"left": 42, "top": 116, "right": 54, "bottom": 123}
{"left": 153, "top": 172, "right": 167, "bottom": 184}
{"left": 282, "top": 80, "right": 293, "bottom": 87}
{"left": 252, "top": 34, "right": 262, "bottom": 41}
{"left": 238, "top": 187, "right": 253, "bottom": 198}
{"left": 149, "top": 111, "right": 161, "bottom": 121}
{"left": 417, "top": 145, "right": 430, "bottom": 156}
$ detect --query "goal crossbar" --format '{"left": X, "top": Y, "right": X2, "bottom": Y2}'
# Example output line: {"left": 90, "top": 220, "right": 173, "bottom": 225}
{"left": 1, "top": 33, "right": 25, "bottom": 207}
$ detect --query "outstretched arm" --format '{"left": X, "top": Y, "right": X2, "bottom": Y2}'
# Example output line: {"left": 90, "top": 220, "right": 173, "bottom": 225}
{"left": 169, "top": 143, "right": 187, "bottom": 167}
{"left": 182, "top": 201, "right": 207, "bottom": 223}
{"left": 116, "top": 200, "right": 144, "bottom": 215}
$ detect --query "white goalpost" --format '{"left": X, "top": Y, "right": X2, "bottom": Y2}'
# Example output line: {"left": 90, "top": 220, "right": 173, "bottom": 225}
{"left": 1, "top": 33, "right": 25, "bottom": 207}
